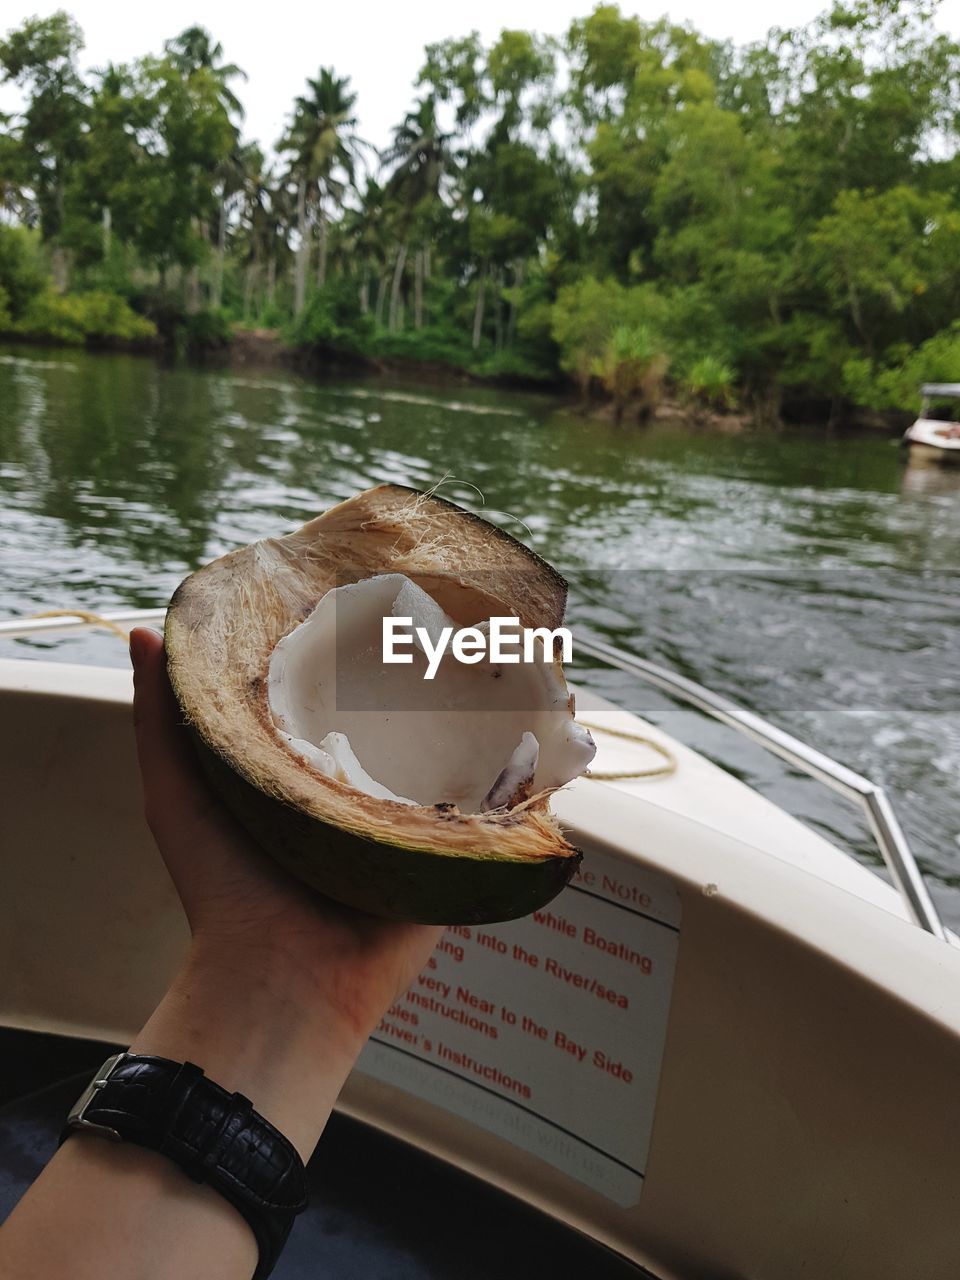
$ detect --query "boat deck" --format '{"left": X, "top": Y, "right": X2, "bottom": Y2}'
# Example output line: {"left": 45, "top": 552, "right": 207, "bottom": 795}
{"left": 4, "top": 656, "right": 960, "bottom": 1279}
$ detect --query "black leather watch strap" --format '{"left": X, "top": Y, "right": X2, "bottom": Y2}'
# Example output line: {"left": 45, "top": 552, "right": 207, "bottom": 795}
{"left": 60, "top": 1053, "right": 308, "bottom": 1279}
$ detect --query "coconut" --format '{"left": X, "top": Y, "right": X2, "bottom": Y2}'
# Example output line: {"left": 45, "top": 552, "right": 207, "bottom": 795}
{"left": 165, "top": 484, "right": 595, "bottom": 923}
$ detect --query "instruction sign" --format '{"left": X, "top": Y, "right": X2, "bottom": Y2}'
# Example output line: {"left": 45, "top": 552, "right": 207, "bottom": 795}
{"left": 356, "top": 848, "right": 680, "bottom": 1206}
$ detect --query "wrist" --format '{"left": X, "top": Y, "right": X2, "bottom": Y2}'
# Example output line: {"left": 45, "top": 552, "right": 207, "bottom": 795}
{"left": 129, "top": 937, "right": 368, "bottom": 1159}
{"left": 189, "top": 932, "right": 376, "bottom": 1054}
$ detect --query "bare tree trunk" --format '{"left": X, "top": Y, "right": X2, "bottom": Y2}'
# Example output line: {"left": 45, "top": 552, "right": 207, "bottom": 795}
{"left": 51, "top": 247, "right": 69, "bottom": 294}
{"left": 243, "top": 263, "right": 258, "bottom": 319}
{"left": 493, "top": 267, "right": 503, "bottom": 353}
{"left": 507, "top": 259, "right": 524, "bottom": 348}
{"left": 848, "top": 278, "right": 868, "bottom": 351}
{"left": 375, "top": 271, "right": 388, "bottom": 327}
{"left": 186, "top": 266, "right": 201, "bottom": 313}
{"left": 266, "top": 256, "right": 276, "bottom": 307}
{"left": 423, "top": 244, "right": 431, "bottom": 280}
{"left": 101, "top": 206, "right": 112, "bottom": 261}
{"left": 414, "top": 248, "right": 424, "bottom": 329}
{"left": 186, "top": 224, "right": 201, "bottom": 313}
{"left": 316, "top": 210, "right": 328, "bottom": 288}
{"left": 472, "top": 261, "right": 487, "bottom": 350}
{"left": 389, "top": 243, "right": 408, "bottom": 332}
{"left": 52, "top": 173, "right": 69, "bottom": 292}
{"left": 359, "top": 262, "right": 370, "bottom": 314}
{"left": 212, "top": 194, "right": 227, "bottom": 309}
{"left": 294, "top": 177, "right": 309, "bottom": 316}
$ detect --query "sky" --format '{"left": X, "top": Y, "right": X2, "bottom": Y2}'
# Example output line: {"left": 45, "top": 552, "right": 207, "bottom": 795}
{"left": 3, "top": 0, "right": 960, "bottom": 155}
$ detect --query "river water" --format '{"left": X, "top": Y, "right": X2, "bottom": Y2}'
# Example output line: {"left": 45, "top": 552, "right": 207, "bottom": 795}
{"left": 2, "top": 345, "right": 958, "bottom": 924}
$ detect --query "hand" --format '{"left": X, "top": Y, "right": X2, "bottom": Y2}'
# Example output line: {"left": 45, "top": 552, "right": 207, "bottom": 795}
{"left": 0, "top": 635, "right": 442, "bottom": 1280}
{"left": 130, "top": 626, "right": 442, "bottom": 1038}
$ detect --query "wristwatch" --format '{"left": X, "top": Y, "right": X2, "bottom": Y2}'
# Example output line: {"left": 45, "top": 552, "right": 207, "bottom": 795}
{"left": 61, "top": 1052, "right": 308, "bottom": 1279}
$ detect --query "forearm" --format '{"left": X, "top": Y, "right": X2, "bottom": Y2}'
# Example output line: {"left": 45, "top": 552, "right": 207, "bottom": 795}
{"left": 130, "top": 938, "right": 366, "bottom": 1159}
{"left": 0, "top": 940, "right": 370, "bottom": 1279}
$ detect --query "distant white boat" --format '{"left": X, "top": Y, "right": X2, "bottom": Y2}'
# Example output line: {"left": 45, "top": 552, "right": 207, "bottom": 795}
{"left": 903, "top": 383, "right": 960, "bottom": 463}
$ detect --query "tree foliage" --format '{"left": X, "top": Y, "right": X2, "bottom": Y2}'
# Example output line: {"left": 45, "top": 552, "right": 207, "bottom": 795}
{"left": 3, "top": 3, "right": 960, "bottom": 408}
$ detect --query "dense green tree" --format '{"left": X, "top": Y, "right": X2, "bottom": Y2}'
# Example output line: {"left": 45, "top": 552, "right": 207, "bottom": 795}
{"left": 232, "top": 145, "right": 285, "bottom": 316}
{"left": 162, "top": 26, "right": 246, "bottom": 306}
{"left": 381, "top": 96, "right": 458, "bottom": 328}
{"left": 133, "top": 53, "right": 237, "bottom": 277}
{"left": 809, "top": 186, "right": 960, "bottom": 354}
{"left": 0, "top": 12, "right": 86, "bottom": 285}
{"left": 769, "top": 0, "right": 960, "bottom": 218}
{"left": 278, "top": 68, "right": 366, "bottom": 312}
{"left": 417, "top": 33, "right": 488, "bottom": 128}
{"left": 163, "top": 26, "right": 245, "bottom": 117}
{"left": 64, "top": 62, "right": 152, "bottom": 267}
{"left": 4, "top": 1, "right": 960, "bottom": 411}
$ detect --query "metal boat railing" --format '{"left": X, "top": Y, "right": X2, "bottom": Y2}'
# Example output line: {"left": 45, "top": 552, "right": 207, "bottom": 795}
{"left": 573, "top": 634, "right": 947, "bottom": 942}
{"left": 0, "top": 608, "right": 947, "bottom": 943}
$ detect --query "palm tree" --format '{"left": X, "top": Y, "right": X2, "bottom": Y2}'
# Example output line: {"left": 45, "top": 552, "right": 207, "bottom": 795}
{"left": 163, "top": 27, "right": 246, "bottom": 309}
{"left": 380, "top": 96, "right": 457, "bottom": 329}
{"left": 0, "top": 112, "right": 33, "bottom": 226}
{"left": 382, "top": 96, "right": 456, "bottom": 208}
{"left": 233, "top": 144, "right": 274, "bottom": 317}
{"left": 237, "top": 153, "right": 293, "bottom": 320}
{"left": 163, "top": 26, "right": 246, "bottom": 118}
{"left": 208, "top": 140, "right": 255, "bottom": 307}
{"left": 278, "top": 68, "right": 367, "bottom": 314}
{"left": 265, "top": 182, "right": 295, "bottom": 310}
{"left": 337, "top": 178, "right": 391, "bottom": 317}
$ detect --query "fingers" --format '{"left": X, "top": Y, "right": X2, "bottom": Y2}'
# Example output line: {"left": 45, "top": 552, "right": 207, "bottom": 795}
{"left": 129, "top": 627, "right": 219, "bottom": 837}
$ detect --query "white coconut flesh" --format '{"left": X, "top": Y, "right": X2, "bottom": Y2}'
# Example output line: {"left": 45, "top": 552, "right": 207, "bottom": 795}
{"left": 266, "top": 573, "right": 596, "bottom": 814}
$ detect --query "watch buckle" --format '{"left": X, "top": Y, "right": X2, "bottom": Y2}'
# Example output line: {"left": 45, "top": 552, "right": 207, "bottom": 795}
{"left": 66, "top": 1052, "right": 131, "bottom": 1140}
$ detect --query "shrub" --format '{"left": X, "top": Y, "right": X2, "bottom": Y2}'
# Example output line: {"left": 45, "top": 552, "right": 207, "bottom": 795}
{"left": 73, "top": 291, "right": 158, "bottom": 342}
{"left": 552, "top": 277, "right": 624, "bottom": 394}
{"left": 369, "top": 325, "right": 473, "bottom": 367}
{"left": 287, "top": 280, "right": 374, "bottom": 353}
{"left": 660, "top": 284, "right": 738, "bottom": 376}
{"left": 11, "top": 289, "right": 157, "bottom": 344}
{"left": 592, "top": 325, "right": 669, "bottom": 419}
{"left": 682, "top": 355, "right": 738, "bottom": 411}
{"left": 470, "top": 349, "right": 556, "bottom": 383}
{"left": 0, "top": 226, "right": 47, "bottom": 320}
{"left": 842, "top": 324, "right": 960, "bottom": 412}
{"left": 178, "top": 307, "right": 233, "bottom": 354}
{"left": 551, "top": 277, "right": 668, "bottom": 399}
{"left": 257, "top": 301, "right": 287, "bottom": 330}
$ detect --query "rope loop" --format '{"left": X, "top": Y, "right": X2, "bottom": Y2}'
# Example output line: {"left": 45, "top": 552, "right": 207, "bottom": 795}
{"left": 579, "top": 719, "right": 678, "bottom": 781}
{"left": 28, "top": 609, "right": 131, "bottom": 640}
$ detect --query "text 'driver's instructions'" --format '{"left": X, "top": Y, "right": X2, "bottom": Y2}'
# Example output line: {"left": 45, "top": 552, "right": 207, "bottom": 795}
{"left": 356, "top": 849, "right": 680, "bottom": 1206}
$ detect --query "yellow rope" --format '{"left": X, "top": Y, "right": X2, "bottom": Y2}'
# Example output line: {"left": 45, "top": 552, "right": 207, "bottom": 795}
{"left": 27, "top": 610, "right": 132, "bottom": 641}
{"left": 578, "top": 719, "right": 678, "bottom": 781}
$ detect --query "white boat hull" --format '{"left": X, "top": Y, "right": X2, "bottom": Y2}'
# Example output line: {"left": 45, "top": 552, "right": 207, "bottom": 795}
{"left": 2, "top": 659, "right": 959, "bottom": 1279}
{"left": 904, "top": 417, "right": 960, "bottom": 463}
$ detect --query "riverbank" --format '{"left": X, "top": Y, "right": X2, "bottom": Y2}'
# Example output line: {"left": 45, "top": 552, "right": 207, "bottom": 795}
{"left": 0, "top": 323, "right": 908, "bottom": 435}
{"left": 217, "top": 329, "right": 913, "bottom": 434}
{"left": 226, "top": 328, "right": 763, "bottom": 430}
